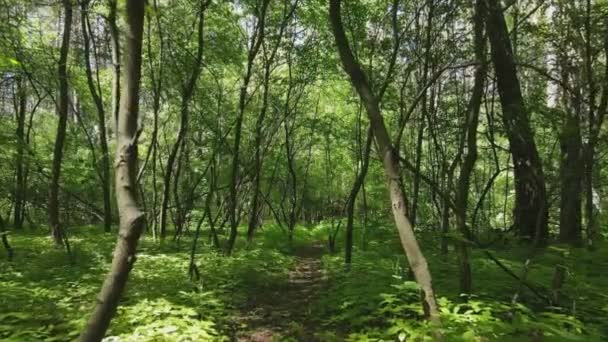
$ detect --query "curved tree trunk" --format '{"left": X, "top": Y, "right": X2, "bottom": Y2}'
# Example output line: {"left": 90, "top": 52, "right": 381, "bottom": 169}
{"left": 329, "top": 0, "right": 441, "bottom": 328}
{"left": 49, "top": 0, "right": 73, "bottom": 246}
{"left": 78, "top": 0, "right": 146, "bottom": 339}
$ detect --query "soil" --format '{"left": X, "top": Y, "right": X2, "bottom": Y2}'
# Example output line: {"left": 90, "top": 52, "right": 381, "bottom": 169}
{"left": 235, "top": 244, "right": 327, "bottom": 342}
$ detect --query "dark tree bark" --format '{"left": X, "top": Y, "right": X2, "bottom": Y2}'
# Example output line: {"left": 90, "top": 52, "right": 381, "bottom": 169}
{"left": 484, "top": 0, "right": 548, "bottom": 244}
{"left": 226, "top": 0, "right": 270, "bottom": 254}
{"left": 78, "top": 0, "right": 146, "bottom": 339}
{"left": 159, "top": 1, "right": 207, "bottom": 239}
{"left": 411, "top": 0, "right": 435, "bottom": 228}
{"left": 330, "top": 0, "right": 441, "bottom": 328}
{"left": 345, "top": 127, "right": 372, "bottom": 265}
{"left": 453, "top": 0, "right": 487, "bottom": 294}
{"left": 247, "top": 1, "right": 297, "bottom": 243}
{"left": 81, "top": 0, "right": 112, "bottom": 233}
{"left": 583, "top": 15, "right": 608, "bottom": 245}
{"left": 557, "top": 49, "right": 583, "bottom": 244}
{"left": 49, "top": 0, "right": 73, "bottom": 246}
{"left": 0, "top": 214, "right": 13, "bottom": 261}
{"left": 14, "top": 76, "right": 27, "bottom": 230}
{"left": 145, "top": 0, "right": 164, "bottom": 239}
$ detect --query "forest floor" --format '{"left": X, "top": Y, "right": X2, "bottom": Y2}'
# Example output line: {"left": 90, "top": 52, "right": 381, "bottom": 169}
{"left": 1, "top": 225, "right": 607, "bottom": 341}
{"left": 235, "top": 243, "right": 327, "bottom": 342}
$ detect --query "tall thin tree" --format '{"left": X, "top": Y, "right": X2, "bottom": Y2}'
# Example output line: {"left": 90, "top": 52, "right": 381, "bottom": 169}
{"left": 79, "top": 0, "right": 146, "bottom": 339}
{"left": 48, "top": 0, "right": 73, "bottom": 246}
{"left": 329, "top": 0, "right": 441, "bottom": 328}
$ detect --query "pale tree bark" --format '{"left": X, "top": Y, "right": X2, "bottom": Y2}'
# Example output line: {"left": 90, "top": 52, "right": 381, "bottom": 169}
{"left": 107, "top": 0, "right": 120, "bottom": 131}
{"left": 78, "top": 0, "right": 146, "bottom": 339}
{"left": 484, "top": 0, "right": 548, "bottom": 244}
{"left": 49, "top": 0, "right": 73, "bottom": 246}
{"left": 329, "top": 0, "right": 441, "bottom": 328}
{"left": 81, "top": 0, "right": 112, "bottom": 233}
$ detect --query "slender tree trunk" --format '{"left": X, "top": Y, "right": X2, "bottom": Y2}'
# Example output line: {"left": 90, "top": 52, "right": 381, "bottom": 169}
{"left": 82, "top": 0, "right": 112, "bottom": 232}
{"left": 14, "top": 76, "right": 26, "bottom": 230}
{"left": 49, "top": 0, "right": 73, "bottom": 246}
{"left": 247, "top": 65, "right": 271, "bottom": 243}
{"left": 146, "top": 0, "right": 163, "bottom": 239}
{"left": 484, "top": 0, "right": 548, "bottom": 244}
{"left": 584, "top": 16, "right": 608, "bottom": 245}
{"left": 345, "top": 128, "right": 372, "bottom": 265}
{"left": 411, "top": 0, "right": 434, "bottom": 228}
{"left": 159, "top": 3, "right": 206, "bottom": 239}
{"left": 411, "top": 119, "right": 425, "bottom": 227}
{"left": 79, "top": 0, "right": 145, "bottom": 339}
{"left": 330, "top": 0, "right": 441, "bottom": 328}
{"left": 108, "top": 0, "right": 120, "bottom": 132}
{"left": 454, "top": 0, "right": 487, "bottom": 294}
{"left": 226, "top": 0, "right": 270, "bottom": 254}
{"left": 558, "top": 109, "right": 583, "bottom": 244}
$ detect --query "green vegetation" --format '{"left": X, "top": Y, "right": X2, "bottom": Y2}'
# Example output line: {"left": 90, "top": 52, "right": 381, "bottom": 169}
{"left": 1, "top": 0, "right": 608, "bottom": 340}
{"left": 1, "top": 226, "right": 607, "bottom": 340}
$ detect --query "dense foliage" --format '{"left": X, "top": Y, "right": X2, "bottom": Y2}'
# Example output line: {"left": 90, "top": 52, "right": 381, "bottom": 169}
{"left": 1, "top": 0, "right": 608, "bottom": 340}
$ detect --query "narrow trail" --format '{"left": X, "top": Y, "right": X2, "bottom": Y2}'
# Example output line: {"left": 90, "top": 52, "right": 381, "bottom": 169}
{"left": 235, "top": 244, "right": 327, "bottom": 342}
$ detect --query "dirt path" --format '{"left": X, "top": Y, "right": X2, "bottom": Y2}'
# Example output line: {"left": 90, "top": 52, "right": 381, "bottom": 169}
{"left": 235, "top": 244, "right": 326, "bottom": 342}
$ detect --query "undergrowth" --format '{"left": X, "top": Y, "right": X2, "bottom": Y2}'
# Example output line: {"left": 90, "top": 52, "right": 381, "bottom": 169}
{"left": 0, "top": 222, "right": 607, "bottom": 341}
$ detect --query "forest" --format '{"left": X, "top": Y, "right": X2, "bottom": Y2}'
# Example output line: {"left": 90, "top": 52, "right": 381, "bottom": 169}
{"left": 1, "top": 0, "right": 608, "bottom": 340}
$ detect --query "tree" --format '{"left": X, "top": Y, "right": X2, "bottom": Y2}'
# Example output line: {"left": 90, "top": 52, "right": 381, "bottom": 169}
{"left": 453, "top": 0, "right": 487, "bottom": 294}
{"left": 158, "top": 0, "right": 208, "bottom": 239}
{"left": 329, "top": 0, "right": 441, "bottom": 327}
{"left": 484, "top": 0, "right": 548, "bottom": 244}
{"left": 48, "top": 0, "right": 73, "bottom": 246}
{"left": 81, "top": 0, "right": 112, "bottom": 233}
{"left": 79, "top": 0, "right": 146, "bottom": 339}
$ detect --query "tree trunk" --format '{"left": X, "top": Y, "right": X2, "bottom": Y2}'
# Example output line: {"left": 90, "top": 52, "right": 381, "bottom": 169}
{"left": 330, "top": 0, "right": 441, "bottom": 328}
{"left": 453, "top": 0, "right": 487, "bottom": 295}
{"left": 484, "top": 0, "right": 548, "bottom": 244}
{"left": 78, "top": 0, "right": 146, "bottom": 339}
{"left": 14, "top": 76, "right": 26, "bottom": 230}
{"left": 49, "top": 0, "right": 73, "bottom": 246}
{"left": 159, "top": 3, "right": 206, "bottom": 239}
{"left": 557, "top": 52, "right": 583, "bottom": 245}
{"left": 584, "top": 16, "right": 608, "bottom": 245}
{"left": 108, "top": 0, "right": 120, "bottom": 132}
{"left": 226, "top": 0, "right": 270, "bottom": 254}
{"left": 345, "top": 128, "right": 372, "bottom": 265}
{"left": 81, "top": 0, "right": 112, "bottom": 233}
{"left": 558, "top": 110, "right": 583, "bottom": 244}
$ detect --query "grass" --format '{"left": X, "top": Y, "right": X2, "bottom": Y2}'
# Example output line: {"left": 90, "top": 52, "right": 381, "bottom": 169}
{"left": 0, "top": 222, "right": 607, "bottom": 341}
